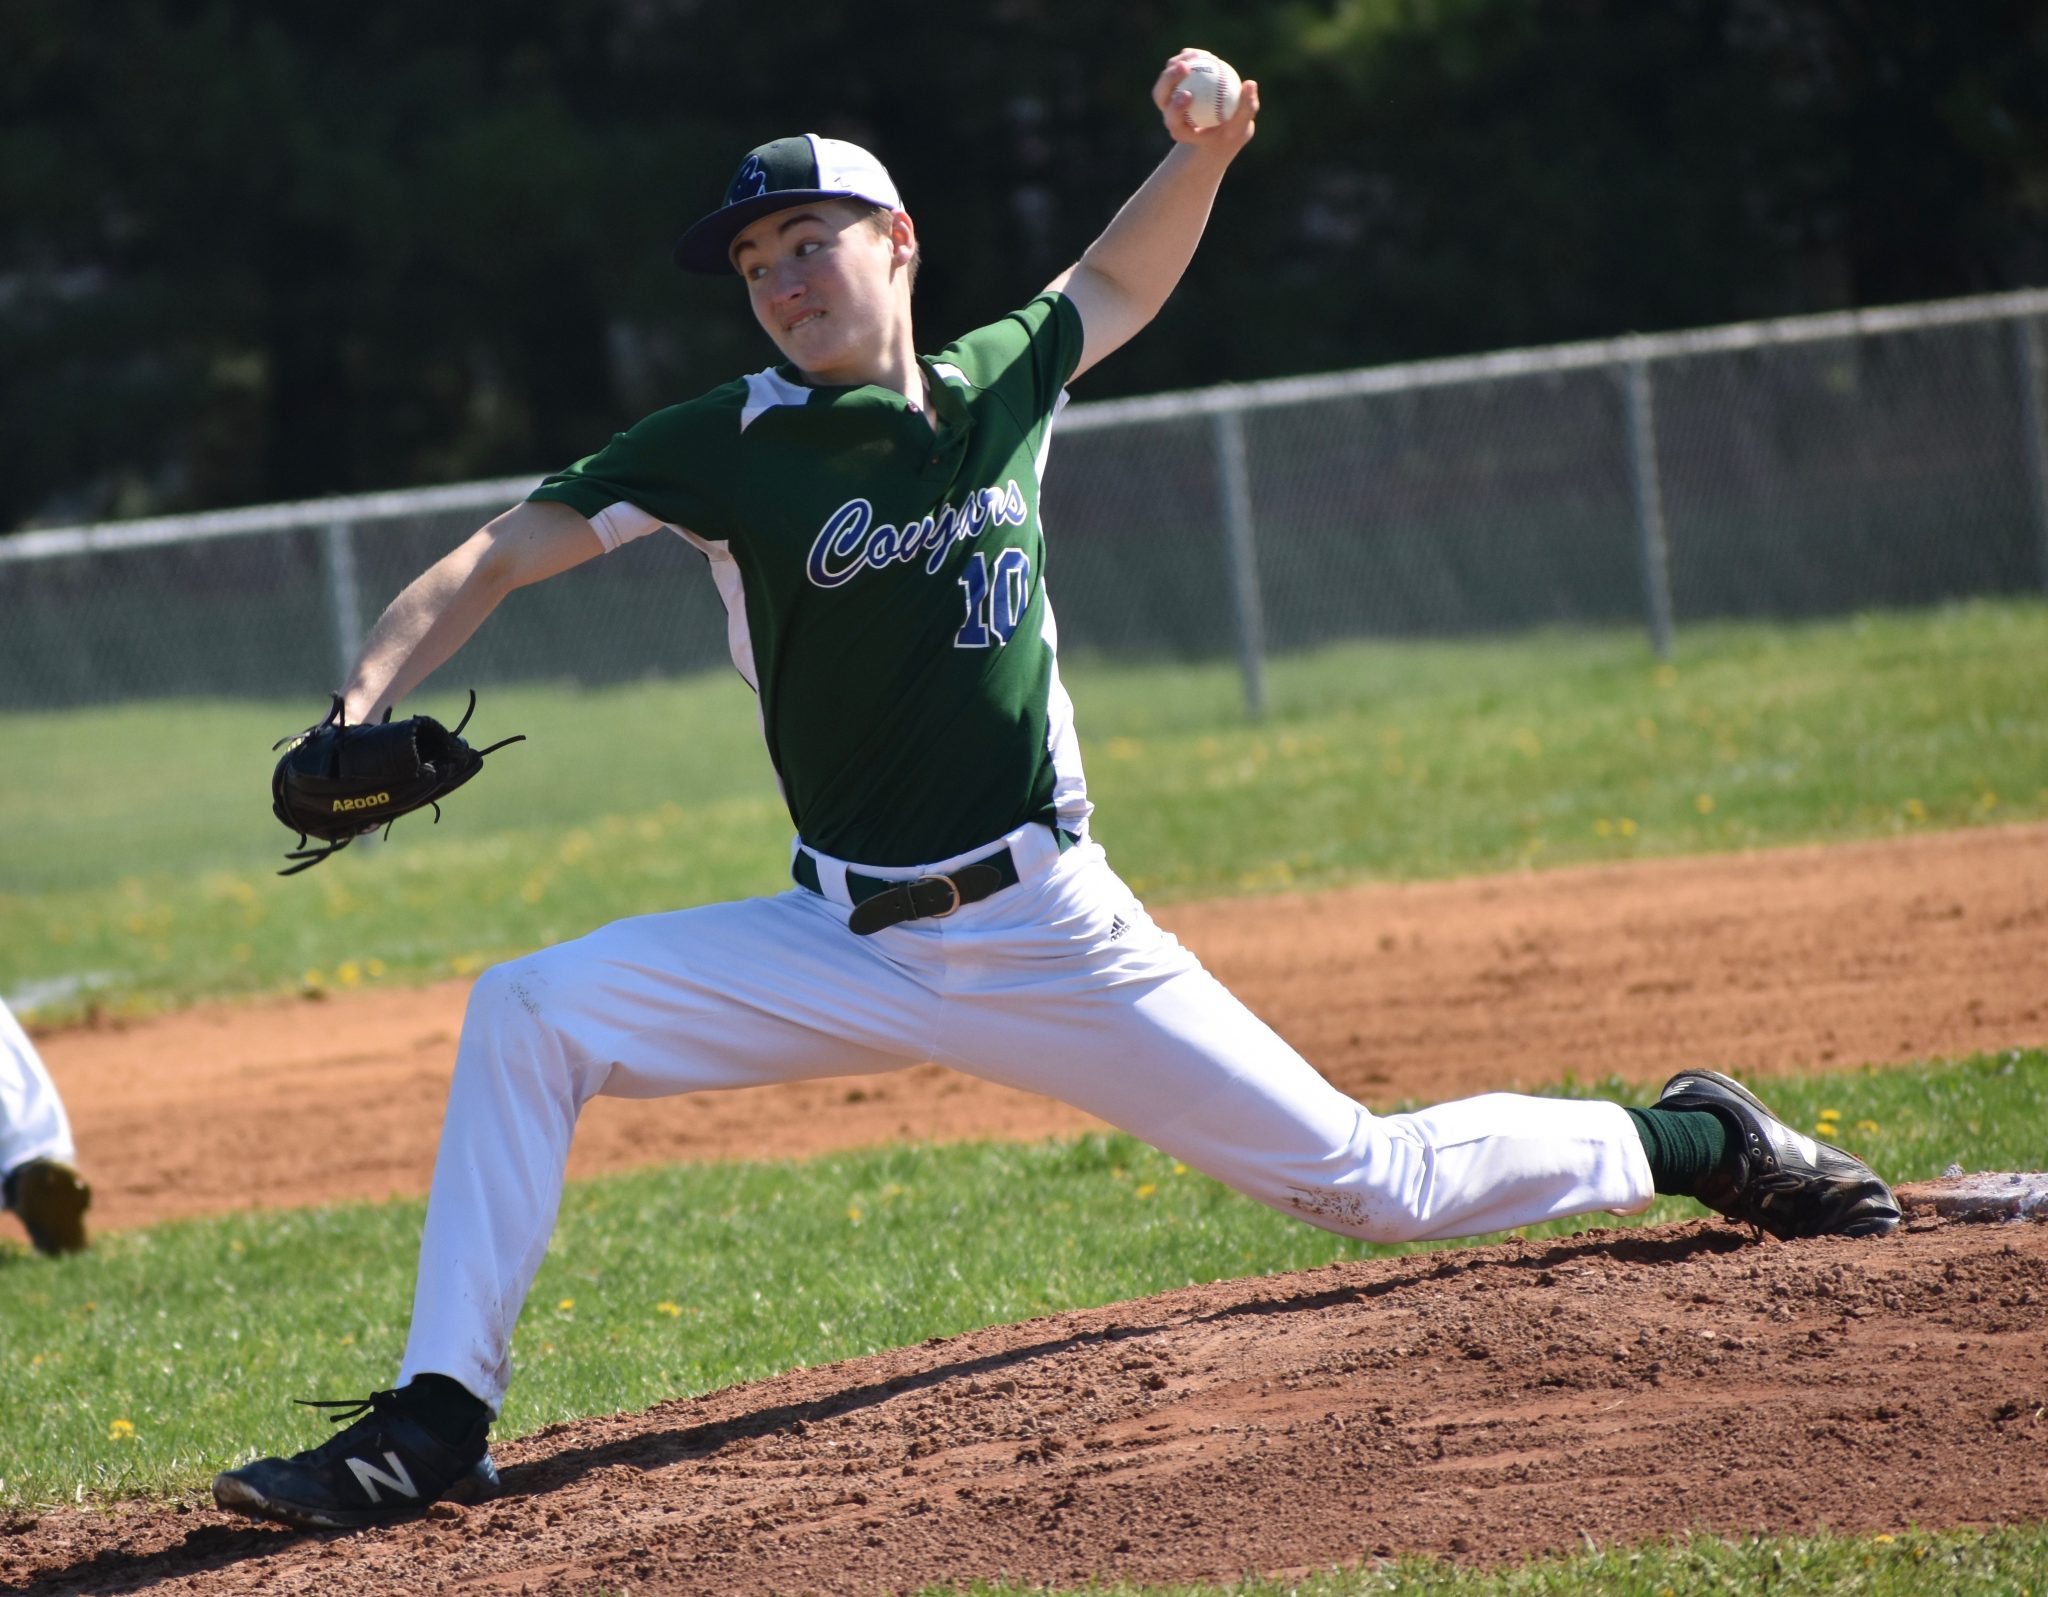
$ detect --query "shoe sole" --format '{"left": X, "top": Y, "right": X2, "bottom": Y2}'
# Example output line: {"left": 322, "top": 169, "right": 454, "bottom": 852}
{"left": 13, "top": 1161, "right": 90, "bottom": 1255}
{"left": 212, "top": 1455, "right": 502, "bottom": 1531}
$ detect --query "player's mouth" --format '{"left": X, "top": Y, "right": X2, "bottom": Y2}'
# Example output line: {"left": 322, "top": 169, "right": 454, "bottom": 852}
{"left": 785, "top": 310, "right": 827, "bottom": 333}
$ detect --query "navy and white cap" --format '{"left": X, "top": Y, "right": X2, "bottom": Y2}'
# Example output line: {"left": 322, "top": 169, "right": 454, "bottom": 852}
{"left": 673, "top": 135, "right": 903, "bottom": 275}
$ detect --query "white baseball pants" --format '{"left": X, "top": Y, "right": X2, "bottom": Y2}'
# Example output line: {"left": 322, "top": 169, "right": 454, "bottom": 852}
{"left": 400, "top": 823, "right": 1653, "bottom": 1411}
{"left": 0, "top": 996, "right": 77, "bottom": 1181}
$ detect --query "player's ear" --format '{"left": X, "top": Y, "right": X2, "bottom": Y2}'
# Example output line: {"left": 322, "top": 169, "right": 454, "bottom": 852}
{"left": 888, "top": 210, "right": 917, "bottom": 269}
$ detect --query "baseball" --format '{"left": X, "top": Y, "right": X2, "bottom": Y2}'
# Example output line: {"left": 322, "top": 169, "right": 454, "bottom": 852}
{"left": 1178, "top": 53, "right": 1242, "bottom": 130}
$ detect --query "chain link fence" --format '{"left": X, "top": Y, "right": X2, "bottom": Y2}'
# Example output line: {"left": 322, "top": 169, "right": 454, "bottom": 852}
{"left": 6, "top": 288, "right": 2048, "bottom": 717}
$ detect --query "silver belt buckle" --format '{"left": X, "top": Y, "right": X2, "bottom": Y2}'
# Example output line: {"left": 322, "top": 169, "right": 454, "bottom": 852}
{"left": 917, "top": 873, "right": 963, "bottom": 918}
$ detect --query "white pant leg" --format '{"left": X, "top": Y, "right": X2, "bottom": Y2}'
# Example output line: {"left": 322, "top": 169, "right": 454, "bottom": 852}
{"left": 400, "top": 892, "right": 939, "bottom": 1410}
{"left": 920, "top": 844, "right": 1653, "bottom": 1245}
{"left": 0, "top": 997, "right": 76, "bottom": 1180}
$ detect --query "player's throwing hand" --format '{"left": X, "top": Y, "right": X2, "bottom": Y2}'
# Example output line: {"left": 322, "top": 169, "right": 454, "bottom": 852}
{"left": 1154, "top": 47, "right": 1258, "bottom": 151}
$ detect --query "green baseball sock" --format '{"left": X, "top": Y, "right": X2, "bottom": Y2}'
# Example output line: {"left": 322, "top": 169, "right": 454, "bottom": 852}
{"left": 1625, "top": 1104, "right": 1733, "bottom": 1197}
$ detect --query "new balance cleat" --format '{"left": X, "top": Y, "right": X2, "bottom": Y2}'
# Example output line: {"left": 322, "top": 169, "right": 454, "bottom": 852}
{"left": 7, "top": 1158, "right": 90, "bottom": 1255}
{"left": 1659, "top": 1068, "right": 1901, "bottom": 1240}
{"left": 213, "top": 1391, "right": 500, "bottom": 1530}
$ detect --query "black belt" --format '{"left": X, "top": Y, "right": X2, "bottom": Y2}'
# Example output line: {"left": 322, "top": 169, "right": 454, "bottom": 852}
{"left": 794, "top": 830, "right": 1076, "bottom": 935}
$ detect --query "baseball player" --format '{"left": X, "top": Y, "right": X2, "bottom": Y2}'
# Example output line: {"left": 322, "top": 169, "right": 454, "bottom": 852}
{"left": 1, "top": 995, "right": 90, "bottom": 1256}
{"left": 215, "top": 51, "right": 1899, "bottom": 1530}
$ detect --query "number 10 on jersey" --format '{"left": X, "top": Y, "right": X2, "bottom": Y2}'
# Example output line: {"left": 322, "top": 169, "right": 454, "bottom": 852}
{"left": 955, "top": 548, "right": 1033, "bottom": 648}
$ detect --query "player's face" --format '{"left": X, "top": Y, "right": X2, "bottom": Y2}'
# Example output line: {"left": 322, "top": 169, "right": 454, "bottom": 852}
{"left": 730, "top": 201, "right": 909, "bottom": 383}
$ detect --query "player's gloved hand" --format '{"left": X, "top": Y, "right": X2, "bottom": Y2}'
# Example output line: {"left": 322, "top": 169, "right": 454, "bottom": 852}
{"left": 269, "top": 690, "right": 524, "bottom": 875}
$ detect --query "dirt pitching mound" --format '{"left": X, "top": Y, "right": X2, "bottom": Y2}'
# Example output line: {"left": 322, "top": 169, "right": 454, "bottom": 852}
{"left": 8, "top": 1202, "right": 2045, "bottom": 1596}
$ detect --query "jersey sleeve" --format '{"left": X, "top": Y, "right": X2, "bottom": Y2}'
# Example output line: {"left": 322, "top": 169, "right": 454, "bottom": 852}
{"left": 526, "top": 383, "right": 745, "bottom": 547}
{"left": 933, "top": 293, "right": 1085, "bottom": 435}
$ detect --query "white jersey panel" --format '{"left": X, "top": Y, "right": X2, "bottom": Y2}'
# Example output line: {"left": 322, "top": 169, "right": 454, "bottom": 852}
{"left": 1037, "top": 591, "right": 1092, "bottom": 839}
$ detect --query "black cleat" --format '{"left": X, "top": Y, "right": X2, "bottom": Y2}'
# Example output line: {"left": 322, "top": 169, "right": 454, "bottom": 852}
{"left": 7, "top": 1158, "right": 90, "bottom": 1255}
{"left": 1658, "top": 1068, "right": 1901, "bottom": 1240}
{"left": 213, "top": 1391, "right": 500, "bottom": 1530}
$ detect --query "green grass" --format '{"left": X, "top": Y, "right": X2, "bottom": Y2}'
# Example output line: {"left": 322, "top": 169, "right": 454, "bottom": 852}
{"left": 4, "top": 600, "right": 2046, "bottom": 1019}
{"left": 916, "top": 1526, "right": 2048, "bottom": 1594}
{"left": 2, "top": 1050, "right": 2038, "bottom": 1511}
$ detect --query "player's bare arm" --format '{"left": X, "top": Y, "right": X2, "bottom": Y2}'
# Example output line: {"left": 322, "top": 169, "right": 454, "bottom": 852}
{"left": 1049, "top": 48, "right": 1260, "bottom": 381}
{"left": 341, "top": 499, "right": 603, "bottom": 723}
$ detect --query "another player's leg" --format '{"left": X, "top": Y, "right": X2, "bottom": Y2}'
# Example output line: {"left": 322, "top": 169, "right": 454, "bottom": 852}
{"left": 214, "top": 893, "right": 933, "bottom": 1529}
{"left": 0, "top": 997, "right": 89, "bottom": 1256}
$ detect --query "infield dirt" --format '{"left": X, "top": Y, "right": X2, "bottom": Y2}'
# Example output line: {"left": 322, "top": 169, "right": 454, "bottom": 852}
{"left": 6, "top": 823, "right": 2047, "bottom": 1594}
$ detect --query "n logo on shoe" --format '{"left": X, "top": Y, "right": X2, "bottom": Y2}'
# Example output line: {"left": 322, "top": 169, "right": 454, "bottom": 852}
{"left": 346, "top": 1451, "right": 420, "bottom": 1503}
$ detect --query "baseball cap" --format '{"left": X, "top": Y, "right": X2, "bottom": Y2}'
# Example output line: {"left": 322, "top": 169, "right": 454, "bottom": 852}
{"left": 673, "top": 134, "right": 903, "bottom": 275}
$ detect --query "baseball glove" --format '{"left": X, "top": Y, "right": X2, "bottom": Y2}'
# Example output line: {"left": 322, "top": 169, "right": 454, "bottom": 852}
{"left": 270, "top": 691, "right": 525, "bottom": 875}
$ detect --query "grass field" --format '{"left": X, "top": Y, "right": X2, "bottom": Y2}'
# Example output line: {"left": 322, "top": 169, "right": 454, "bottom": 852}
{"left": 940, "top": 1527, "right": 2048, "bottom": 1595}
{"left": 3, "top": 599, "right": 2046, "bottom": 1021}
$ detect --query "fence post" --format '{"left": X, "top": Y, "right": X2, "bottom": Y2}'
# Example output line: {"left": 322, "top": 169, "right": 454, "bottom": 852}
{"left": 1211, "top": 400, "right": 1268, "bottom": 720}
{"left": 2015, "top": 316, "right": 2048, "bottom": 593}
{"left": 1621, "top": 349, "right": 1677, "bottom": 660}
{"left": 321, "top": 518, "right": 363, "bottom": 689}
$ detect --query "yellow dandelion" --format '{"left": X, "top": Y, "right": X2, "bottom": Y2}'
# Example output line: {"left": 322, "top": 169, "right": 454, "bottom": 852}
{"left": 656, "top": 1302, "right": 682, "bottom": 1317}
{"left": 1134, "top": 1183, "right": 1157, "bottom": 1200}
{"left": 1980, "top": 791, "right": 1999, "bottom": 811}
{"left": 1874, "top": 1534, "right": 1895, "bottom": 1544}
{"left": 108, "top": 1419, "right": 135, "bottom": 1441}
{"left": 1694, "top": 794, "right": 1715, "bottom": 814}
{"left": 1635, "top": 717, "right": 1658, "bottom": 741}
{"left": 1594, "top": 818, "right": 1614, "bottom": 838}
{"left": 1654, "top": 664, "right": 1678, "bottom": 688}
{"left": 1818, "top": 1108, "right": 1841, "bottom": 1122}
{"left": 846, "top": 1205, "right": 862, "bottom": 1223}
{"left": 366, "top": 958, "right": 387, "bottom": 978}
{"left": 302, "top": 968, "right": 326, "bottom": 989}
{"left": 1171, "top": 1163, "right": 1188, "bottom": 1176}
{"left": 520, "top": 879, "right": 547, "bottom": 905}
{"left": 557, "top": 1298, "right": 574, "bottom": 1312}
{"left": 1856, "top": 1119, "right": 1880, "bottom": 1134}
{"left": 1105, "top": 737, "right": 1143, "bottom": 760}
{"left": 338, "top": 1332, "right": 354, "bottom": 1346}
{"left": 1904, "top": 798, "right": 1927, "bottom": 822}
{"left": 451, "top": 953, "right": 485, "bottom": 976}
{"left": 336, "top": 961, "right": 362, "bottom": 987}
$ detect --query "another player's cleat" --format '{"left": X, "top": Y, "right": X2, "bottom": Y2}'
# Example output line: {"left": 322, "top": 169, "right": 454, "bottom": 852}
{"left": 212, "top": 1390, "right": 500, "bottom": 1530}
{"left": 7, "top": 1158, "right": 90, "bottom": 1255}
{"left": 1658, "top": 1068, "right": 1901, "bottom": 1240}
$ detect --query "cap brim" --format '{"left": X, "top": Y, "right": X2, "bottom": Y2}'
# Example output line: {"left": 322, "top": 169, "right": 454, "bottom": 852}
{"left": 672, "top": 189, "right": 868, "bottom": 275}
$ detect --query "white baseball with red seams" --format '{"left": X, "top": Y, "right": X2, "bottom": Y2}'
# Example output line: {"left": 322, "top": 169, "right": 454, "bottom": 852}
{"left": 1179, "top": 53, "right": 1242, "bottom": 130}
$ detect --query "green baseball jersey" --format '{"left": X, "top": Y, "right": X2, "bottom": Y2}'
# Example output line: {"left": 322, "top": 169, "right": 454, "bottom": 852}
{"left": 529, "top": 292, "right": 1091, "bottom": 866}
